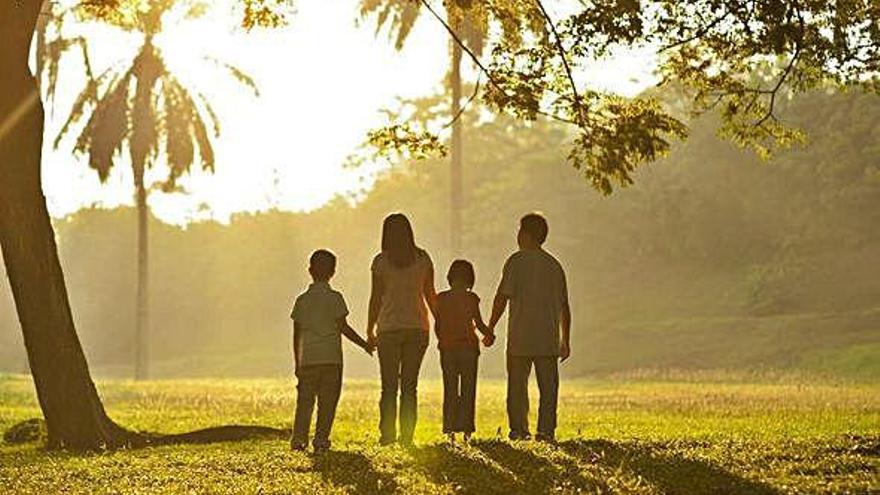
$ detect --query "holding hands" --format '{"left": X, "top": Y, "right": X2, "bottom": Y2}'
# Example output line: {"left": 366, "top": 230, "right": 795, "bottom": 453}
{"left": 482, "top": 333, "right": 496, "bottom": 347}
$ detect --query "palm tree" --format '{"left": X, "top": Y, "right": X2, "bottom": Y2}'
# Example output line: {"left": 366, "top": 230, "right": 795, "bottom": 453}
{"left": 48, "top": 0, "right": 258, "bottom": 380}
{"left": 358, "top": 0, "right": 488, "bottom": 255}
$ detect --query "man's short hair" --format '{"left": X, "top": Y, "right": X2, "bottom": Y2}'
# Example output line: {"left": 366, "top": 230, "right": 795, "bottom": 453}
{"left": 520, "top": 213, "right": 549, "bottom": 244}
{"left": 310, "top": 249, "right": 337, "bottom": 279}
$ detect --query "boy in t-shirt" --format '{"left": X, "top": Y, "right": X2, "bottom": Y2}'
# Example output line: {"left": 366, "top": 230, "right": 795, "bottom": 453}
{"left": 290, "top": 249, "right": 373, "bottom": 452}
{"left": 434, "top": 259, "right": 494, "bottom": 444}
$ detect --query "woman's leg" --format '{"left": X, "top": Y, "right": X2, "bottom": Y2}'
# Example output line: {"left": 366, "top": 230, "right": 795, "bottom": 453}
{"left": 398, "top": 330, "right": 428, "bottom": 444}
{"left": 378, "top": 331, "right": 402, "bottom": 444}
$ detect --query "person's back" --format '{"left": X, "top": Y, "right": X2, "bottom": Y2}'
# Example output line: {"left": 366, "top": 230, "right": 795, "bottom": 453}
{"left": 501, "top": 249, "right": 567, "bottom": 357}
{"left": 488, "top": 213, "right": 571, "bottom": 443}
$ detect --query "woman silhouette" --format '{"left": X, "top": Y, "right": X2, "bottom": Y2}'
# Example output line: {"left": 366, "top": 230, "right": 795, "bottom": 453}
{"left": 366, "top": 213, "right": 437, "bottom": 446}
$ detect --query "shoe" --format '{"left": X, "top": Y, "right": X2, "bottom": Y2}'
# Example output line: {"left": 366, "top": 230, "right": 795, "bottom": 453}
{"left": 446, "top": 433, "right": 456, "bottom": 445}
{"left": 313, "top": 440, "right": 331, "bottom": 453}
{"left": 535, "top": 432, "right": 557, "bottom": 444}
{"left": 508, "top": 430, "right": 531, "bottom": 441}
{"left": 462, "top": 433, "right": 472, "bottom": 445}
{"left": 398, "top": 436, "right": 414, "bottom": 448}
{"left": 290, "top": 439, "right": 308, "bottom": 451}
{"left": 379, "top": 436, "right": 396, "bottom": 446}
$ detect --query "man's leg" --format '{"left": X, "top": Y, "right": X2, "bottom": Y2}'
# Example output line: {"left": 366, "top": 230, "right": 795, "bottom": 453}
{"left": 398, "top": 330, "right": 428, "bottom": 444}
{"left": 377, "top": 331, "right": 402, "bottom": 444}
{"left": 534, "top": 356, "right": 559, "bottom": 440}
{"left": 506, "top": 355, "right": 532, "bottom": 439}
{"left": 291, "top": 366, "right": 318, "bottom": 449}
{"left": 440, "top": 350, "right": 458, "bottom": 434}
{"left": 313, "top": 364, "right": 343, "bottom": 450}
{"left": 458, "top": 349, "right": 479, "bottom": 434}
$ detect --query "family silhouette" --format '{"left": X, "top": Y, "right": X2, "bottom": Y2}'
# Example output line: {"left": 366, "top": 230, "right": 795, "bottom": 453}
{"left": 289, "top": 213, "right": 570, "bottom": 452}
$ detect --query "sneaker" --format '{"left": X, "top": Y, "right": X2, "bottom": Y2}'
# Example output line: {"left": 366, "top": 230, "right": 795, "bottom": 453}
{"left": 462, "top": 433, "right": 473, "bottom": 445}
{"left": 313, "top": 439, "right": 331, "bottom": 453}
{"left": 445, "top": 433, "right": 456, "bottom": 445}
{"left": 508, "top": 430, "right": 532, "bottom": 441}
{"left": 398, "top": 436, "right": 415, "bottom": 448}
{"left": 290, "top": 439, "right": 308, "bottom": 451}
{"left": 379, "top": 436, "right": 396, "bottom": 446}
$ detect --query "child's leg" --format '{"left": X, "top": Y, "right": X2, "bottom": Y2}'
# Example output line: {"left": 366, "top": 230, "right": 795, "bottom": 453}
{"left": 440, "top": 350, "right": 458, "bottom": 434}
{"left": 457, "top": 349, "right": 479, "bottom": 434}
{"left": 313, "top": 364, "right": 343, "bottom": 449}
{"left": 292, "top": 366, "right": 319, "bottom": 448}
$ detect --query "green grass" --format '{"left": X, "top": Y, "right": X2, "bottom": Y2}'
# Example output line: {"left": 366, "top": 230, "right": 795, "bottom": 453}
{"left": 1, "top": 374, "right": 878, "bottom": 494}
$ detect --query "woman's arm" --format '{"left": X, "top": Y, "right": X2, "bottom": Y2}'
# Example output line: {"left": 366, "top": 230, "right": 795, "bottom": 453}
{"left": 423, "top": 262, "right": 438, "bottom": 320}
{"left": 367, "top": 271, "right": 383, "bottom": 345}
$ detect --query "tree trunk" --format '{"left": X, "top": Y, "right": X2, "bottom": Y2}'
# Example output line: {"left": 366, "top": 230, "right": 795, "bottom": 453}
{"left": 0, "top": 1, "right": 132, "bottom": 450}
{"left": 134, "top": 178, "right": 149, "bottom": 381}
{"left": 450, "top": 40, "right": 464, "bottom": 256}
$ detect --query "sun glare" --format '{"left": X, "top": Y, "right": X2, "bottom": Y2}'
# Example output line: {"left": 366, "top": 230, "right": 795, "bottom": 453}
{"left": 39, "top": 0, "right": 653, "bottom": 226}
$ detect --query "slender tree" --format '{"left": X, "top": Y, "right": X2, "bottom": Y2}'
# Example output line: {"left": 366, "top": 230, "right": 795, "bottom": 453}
{"left": 358, "top": 0, "right": 490, "bottom": 254}
{"left": 47, "top": 0, "right": 258, "bottom": 380}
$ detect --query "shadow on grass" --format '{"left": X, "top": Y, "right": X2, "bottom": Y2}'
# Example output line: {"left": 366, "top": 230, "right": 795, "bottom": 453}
{"left": 561, "top": 439, "right": 781, "bottom": 495}
{"left": 314, "top": 450, "right": 398, "bottom": 494}
{"left": 407, "top": 442, "right": 522, "bottom": 493}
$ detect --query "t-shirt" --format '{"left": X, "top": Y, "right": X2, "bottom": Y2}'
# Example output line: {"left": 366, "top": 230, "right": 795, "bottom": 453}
{"left": 497, "top": 249, "right": 568, "bottom": 356}
{"left": 435, "top": 289, "right": 480, "bottom": 351}
{"left": 290, "top": 281, "right": 349, "bottom": 366}
{"left": 371, "top": 249, "right": 433, "bottom": 333}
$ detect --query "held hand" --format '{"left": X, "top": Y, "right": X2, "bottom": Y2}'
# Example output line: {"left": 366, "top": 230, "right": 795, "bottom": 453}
{"left": 482, "top": 333, "right": 496, "bottom": 347}
{"left": 364, "top": 342, "right": 376, "bottom": 357}
{"left": 367, "top": 333, "right": 378, "bottom": 349}
{"left": 559, "top": 341, "right": 571, "bottom": 362}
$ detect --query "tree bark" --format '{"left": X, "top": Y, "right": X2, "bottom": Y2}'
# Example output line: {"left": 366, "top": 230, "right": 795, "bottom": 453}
{"left": 0, "top": 1, "right": 133, "bottom": 450}
{"left": 450, "top": 40, "right": 464, "bottom": 256}
{"left": 134, "top": 179, "right": 149, "bottom": 380}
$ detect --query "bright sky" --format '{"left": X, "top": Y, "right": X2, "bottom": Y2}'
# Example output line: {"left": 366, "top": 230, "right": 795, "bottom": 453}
{"left": 40, "top": 0, "right": 657, "bottom": 225}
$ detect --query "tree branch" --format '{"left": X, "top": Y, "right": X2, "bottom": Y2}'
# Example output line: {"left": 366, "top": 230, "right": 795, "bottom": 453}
{"left": 534, "top": 0, "right": 584, "bottom": 123}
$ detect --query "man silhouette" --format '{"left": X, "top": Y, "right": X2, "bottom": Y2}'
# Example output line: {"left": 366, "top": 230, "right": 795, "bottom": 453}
{"left": 487, "top": 213, "right": 571, "bottom": 442}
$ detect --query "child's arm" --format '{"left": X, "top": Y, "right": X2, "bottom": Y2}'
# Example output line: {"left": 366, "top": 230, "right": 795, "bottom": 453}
{"left": 474, "top": 297, "right": 495, "bottom": 347}
{"left": 292, "top": 320, "right": 302, "bottom": 373}
{"left": 339, "top": 317, "right": 373, "bottom": 355}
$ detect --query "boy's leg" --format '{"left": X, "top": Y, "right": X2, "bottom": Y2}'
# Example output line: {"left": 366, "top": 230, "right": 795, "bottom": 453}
{"left": 506, "top": 355, "right": 531, "bottom": 439}
{"left": 534, "top": 356, "right": 559, "bottom": 440}
{"left": 398, "top": 330, "right": 428, "bottom": 444}
{"left": 440, "top": 350, "right": 458, "bottom": 434}
{"left": 458, "top": 349, "right": 479, "bottom": 434}
{"left": 313, "top": 364, "right": 343, "bottom": 450}
{"left": 292, "top": 366, "right": 319, "bottom": 449}
{"left": 378, "top": 331, "right": 402, "bottom": 444}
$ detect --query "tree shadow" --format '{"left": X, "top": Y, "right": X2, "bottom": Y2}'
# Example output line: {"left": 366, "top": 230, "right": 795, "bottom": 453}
{"left": 561, "top": 439, "right": 781, "bottom": 495}
{"left": 313, "top": 450, "right": 398, "bottom": 494}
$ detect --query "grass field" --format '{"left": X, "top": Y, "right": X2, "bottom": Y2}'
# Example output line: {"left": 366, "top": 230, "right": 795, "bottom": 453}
{"left": 0, "top": 374, "right": 878, "bottom": 494}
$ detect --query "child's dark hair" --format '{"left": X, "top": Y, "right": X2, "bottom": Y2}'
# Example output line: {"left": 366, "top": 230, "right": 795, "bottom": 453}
{"left": 447, "top": 259, "right": 475, "bottom": 289}
{"left": 309, "top": 249, "right": 337, "bottom": 280}
{"left": 520, "top": 213, "right": 549, "bottom": 244}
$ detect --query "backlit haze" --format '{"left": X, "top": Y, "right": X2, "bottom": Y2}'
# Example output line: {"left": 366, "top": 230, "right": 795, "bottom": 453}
{"left": 40, "top": 0, "right": 657, "bottom": 225}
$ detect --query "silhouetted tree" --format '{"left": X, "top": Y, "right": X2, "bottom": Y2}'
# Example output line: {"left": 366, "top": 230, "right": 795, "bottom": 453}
{"left": 47, "top": 0, "right": 258, "bottom": 380}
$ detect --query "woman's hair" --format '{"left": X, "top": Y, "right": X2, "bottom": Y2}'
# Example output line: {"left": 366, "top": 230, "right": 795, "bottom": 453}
{"left": 447, "top": 259, "right": 475, "bottom": 289}
{"left": 381, "top": 213, "right": 418, "bottom": 268}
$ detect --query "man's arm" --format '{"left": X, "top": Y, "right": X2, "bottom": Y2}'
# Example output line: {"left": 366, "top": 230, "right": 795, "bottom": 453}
{"left": 488, "top": 292, "right": 509, "bottom": 331}
{"left": 339, "top": 317, "right": 373, "bottom": 355}
{"left": 292, "top": 320, "right": 302, "bottom": 373}
{"left": 559, "top": 301, "right": 571, "bottom": 362}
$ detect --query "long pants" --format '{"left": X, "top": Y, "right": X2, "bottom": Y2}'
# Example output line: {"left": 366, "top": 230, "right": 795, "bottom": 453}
{"left": 506, "top": 355, "right": 559, "bottom": 437}
{"left": 378, "top": 329, "right": 428, "bottom": 443}
{"left": 440, "top": 348, "right": 479, "bottom": 433}
{"left": 292, "top": 364, "right": 343, "bottom": 448}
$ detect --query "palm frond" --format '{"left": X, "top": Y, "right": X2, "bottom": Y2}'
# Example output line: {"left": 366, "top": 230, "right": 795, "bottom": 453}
{"left": 75, "top": 71, "right": 133, "bottom": 182}
{"left": 202, "top": 56, "right": 260, "bottom": 96}
{"left": 129, "top": 42, "right": 165, "bottom": 174}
